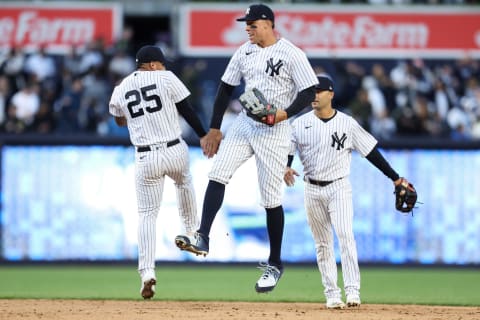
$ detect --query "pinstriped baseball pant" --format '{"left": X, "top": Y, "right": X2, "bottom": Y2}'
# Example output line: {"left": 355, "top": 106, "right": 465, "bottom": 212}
{"left": 304, "top": 177, "right": 360, "bottom": 300}
{"left": 209, "top": 113, "right": 291, "bottom": 208}
{"left": 135, "top": 140, "right": 199, "bottom": 273}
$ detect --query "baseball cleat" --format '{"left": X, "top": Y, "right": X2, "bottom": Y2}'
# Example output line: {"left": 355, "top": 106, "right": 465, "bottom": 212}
{"left": 346, "top": 295, "right": 361, "bottom": 307}
{"left": 175, "top": 232, "right": 209, "bottom": 257}
{"left": 326, "top": 298, "right": 346, "bottom": 309}
{"left": 254, "top": 263, "right": 283, "bottom": 293}
{"left": 140, "top": 278, "right": 156, "bottom": 299}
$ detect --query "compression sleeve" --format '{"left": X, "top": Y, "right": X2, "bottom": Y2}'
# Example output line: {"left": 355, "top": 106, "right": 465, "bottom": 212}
{"left": 284, "top": 86, "right": 316, "bottom": 119}
{"left": 287, "top": 155, "right": 294, "bottom": 167}
{"left": 210, "top": 81, "right": 236, "bottom": 129}
{"left": 176, "top": 98, "right": 207, "bottom": 138}
{"left": 366, "top": 147, "right": 400, "bottom": 181}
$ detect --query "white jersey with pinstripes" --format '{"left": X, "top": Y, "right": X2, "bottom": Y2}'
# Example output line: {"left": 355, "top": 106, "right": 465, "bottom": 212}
{"left": 210, "top": 38, "right": 318, "bottom": 208}
{"left": 289, "top": 109, "right": 377, "bottom": 301}
{"left": 222, "top": 38, "right": 316, "bottom": 110}
{"left": 109, "top": 70, "right": 188, "bottom": 147}
{"left": 108, "top": 69, "right": 199, "bottom": 276}
{"left": 290, "top": 110, "right": 377, "bottom": 181}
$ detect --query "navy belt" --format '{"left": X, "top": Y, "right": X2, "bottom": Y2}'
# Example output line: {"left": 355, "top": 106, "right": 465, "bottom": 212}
{"left": 307, "top": 177, "right": 341, "bottom": 187}
{"left": 137, "top": 139, "right": 180, "bottom": 152}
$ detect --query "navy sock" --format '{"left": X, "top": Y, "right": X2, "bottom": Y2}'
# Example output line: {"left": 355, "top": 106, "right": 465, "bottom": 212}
{"left": 198, "top": 180, "right": 225, "bottom": 236}
{"left": 265, "top": 206, "right": 284, "bottom": 269}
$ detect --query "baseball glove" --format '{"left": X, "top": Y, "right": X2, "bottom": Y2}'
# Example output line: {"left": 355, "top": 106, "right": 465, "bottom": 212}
{"left": 239, "top": 88, "right": 277, "bottom": 126}
{"left": 394, "top": 178, "right": 417, "bottom": 213}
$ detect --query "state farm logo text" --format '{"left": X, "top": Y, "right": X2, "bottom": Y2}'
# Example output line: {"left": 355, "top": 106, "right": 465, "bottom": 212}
{"left": 275, "top": 15, "right": 429, "bottom": 48}
{"left": 0, "top": 11, "right": 95, "bottom": 45}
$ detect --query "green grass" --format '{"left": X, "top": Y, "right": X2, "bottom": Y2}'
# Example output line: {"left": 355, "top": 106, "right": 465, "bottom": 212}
{"left": 0, "top": 264, "right": 478, "bottom": 306}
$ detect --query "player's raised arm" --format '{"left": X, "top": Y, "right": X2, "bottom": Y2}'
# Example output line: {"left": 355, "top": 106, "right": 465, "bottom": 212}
{"left": 175, "top": 98, "right": 207, "bottom": 138}
{"left": 202, "top": 81, "right": 236, "bottom": 158}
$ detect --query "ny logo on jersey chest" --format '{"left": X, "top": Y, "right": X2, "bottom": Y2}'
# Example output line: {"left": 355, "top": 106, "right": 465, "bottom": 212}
{"left": 331, "top": 132, "right": 347, "bottom": 150}
{"left": 265, "top": 58, "right": 283, "bottom": 77}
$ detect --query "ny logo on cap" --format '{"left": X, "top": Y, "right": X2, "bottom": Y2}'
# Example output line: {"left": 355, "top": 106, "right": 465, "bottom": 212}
{"left": 245, "top": 8, "right": 250, "bottom": 15}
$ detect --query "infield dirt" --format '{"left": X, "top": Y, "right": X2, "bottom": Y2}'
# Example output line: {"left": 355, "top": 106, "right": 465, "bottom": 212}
{"left": 1, "top": 299, "right": 479, "bottom": 320}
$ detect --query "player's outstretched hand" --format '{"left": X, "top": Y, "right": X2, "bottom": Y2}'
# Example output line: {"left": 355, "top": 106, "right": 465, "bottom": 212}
{"left": 284, "top": 167, "right": 299, "bottom": 186}
{"left": 201, "top": 129, "right": 222, "bottom": 158}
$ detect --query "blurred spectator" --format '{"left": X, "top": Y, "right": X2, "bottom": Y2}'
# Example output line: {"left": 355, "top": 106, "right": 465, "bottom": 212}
{"left": 0, "top": 46, "right": 26, "bottom": 93}
{"left": 78, "top": 66, "right": 111, "bottom": 133}
{"left": 348, "top": 88, "right": 372, "bottom": 131}
{"left": 407, "top": 58, "right": 435, "bottom": 100}
{"left": 371, "top": 63, "right": 397, "bottom": 112}
{"left": 4, "top": 81, "right": 40, "bottom": 133}
{"left": 332, "top": 60, "right": 365, "bottom": 109}
{"left": 454, "top": 55, "right": 479, "bottom": 85}
{"left": 78, "top": 39, "right": 106, "bottom": 75}
{"left": 112, "top": 25, "right": 135, "bottom": 57}
{"left": 23, "top": 45, "right": 57, "bottom": 83}
{"left": 433, "top": 79, "right": 452, "bottom": 121}
{"left": 108, "top": 49, "right": 136, "bottom": 84}
{"left": 62, "top": 45, "right": 83, "bottom": 80}
{"left": 360, "top": 74, "right": 396, "bottom": 138}
{"left": 54, "top": 77, "right": 84, "bottom": 134}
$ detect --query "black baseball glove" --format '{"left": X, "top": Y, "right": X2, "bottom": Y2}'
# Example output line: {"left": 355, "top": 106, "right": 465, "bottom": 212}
{"left": 239, "top": 88, "right": 277, "bottom": 126}
{"left": 394, "top": 178, "right": 417, "bottom": 213}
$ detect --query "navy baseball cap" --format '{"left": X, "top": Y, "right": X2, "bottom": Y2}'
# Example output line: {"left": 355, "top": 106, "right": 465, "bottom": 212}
{"left": 315, "top": 76, "right": 334, "bottom": 92}
{"left": 135, "top": 45, "right": 166, "bottom": 66}
{"left": 236, "top": 4, "right": 275, "bottom": 24}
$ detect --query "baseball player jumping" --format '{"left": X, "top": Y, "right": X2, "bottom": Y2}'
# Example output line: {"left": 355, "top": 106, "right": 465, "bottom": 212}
{"left": 285, "top": 75, "right": 413, "bottom": 309}
{"left": 175, "top": 3, "right": 318, "bottom": 293}
{"left": 109, "top": 45, "right": 207, "bottom": 299}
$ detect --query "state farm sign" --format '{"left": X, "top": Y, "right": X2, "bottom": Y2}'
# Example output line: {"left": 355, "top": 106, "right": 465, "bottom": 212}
{"left": 178, "top": 4, "right": 480, "bottom": 58}
{"left": 0, "top": 2, "right": 122, "bottom": 53}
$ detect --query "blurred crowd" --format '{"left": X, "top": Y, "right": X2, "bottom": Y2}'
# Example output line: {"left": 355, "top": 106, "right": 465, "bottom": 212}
{"left": 1, "top": 32, "right": 479, "bottom": 141}
{"left": 314, "top": 56, "right": 480, "bottom": 141}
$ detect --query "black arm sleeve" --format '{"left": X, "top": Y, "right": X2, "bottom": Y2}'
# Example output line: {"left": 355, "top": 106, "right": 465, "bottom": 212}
{"left": 284, "top": 86, "right": 316, "bottom": 119}
{"left": 287, "top": 155, "right": 294, "bottom": 167}
{"left": 366, "top": 146, "right": 400, "bottom": 181}
{"left": 210, "top": 81, "right": 236, "bottom": 129}
{"left": 175, "top": 98, "right": 207, "bottom": 138}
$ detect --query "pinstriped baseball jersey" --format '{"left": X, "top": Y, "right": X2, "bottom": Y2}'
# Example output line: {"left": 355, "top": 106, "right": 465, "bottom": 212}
{"left": 109, "top": 70, "right": 189, "bottom": 146}
{"left": 290, "top": 110, "right": 378, "bottom": 181}
{"left": 222, "top": 38, "right": 318, "bottom": 110}
{"left": 210, "top": 38, "right": 318, "bottom": 208}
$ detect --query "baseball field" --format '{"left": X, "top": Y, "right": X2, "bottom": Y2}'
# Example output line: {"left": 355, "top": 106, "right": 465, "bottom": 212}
{"left": 0, "top": 264, "right": 479, "bottom": 320}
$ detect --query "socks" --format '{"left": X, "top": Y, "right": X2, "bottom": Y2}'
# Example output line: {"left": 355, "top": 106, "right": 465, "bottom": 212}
{"left": 266, "top": 206, "right": 285, "bottom": 269}
{"left": 198, "top": 180, "right": 225, "bottom": 236}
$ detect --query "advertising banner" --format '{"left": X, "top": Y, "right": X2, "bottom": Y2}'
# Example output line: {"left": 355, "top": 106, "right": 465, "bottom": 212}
{"left": 178, "top": 4, "right": 480, "bottom": 58}
{"left": 0, "top": 2, "right": 122, "bottom": 53}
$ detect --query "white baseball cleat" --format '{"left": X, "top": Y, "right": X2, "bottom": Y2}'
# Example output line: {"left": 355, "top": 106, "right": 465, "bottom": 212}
{"left": 326, "top": 298, "right": 346, "bottom": 309}
{"left": 254, "top": 263, "right": 283, "bottom": 293}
